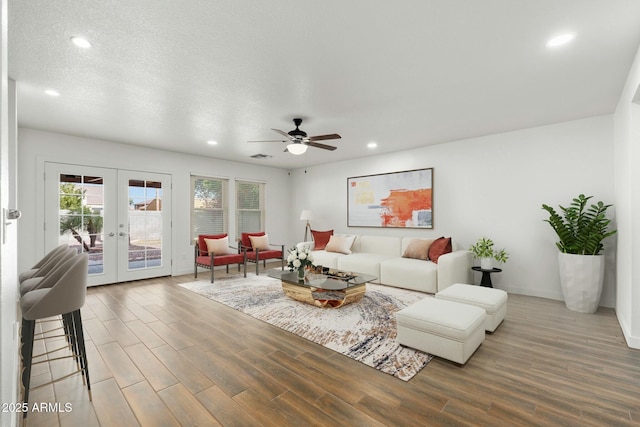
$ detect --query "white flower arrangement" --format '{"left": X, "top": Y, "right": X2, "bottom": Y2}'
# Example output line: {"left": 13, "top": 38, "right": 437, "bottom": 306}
{"left": 287, "top": 246, "right": 315, "bottom": 271}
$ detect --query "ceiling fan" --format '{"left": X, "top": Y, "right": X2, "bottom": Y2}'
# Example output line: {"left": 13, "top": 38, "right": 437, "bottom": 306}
{"left": 249, "top": 118, "right": 341, "bottom": 155}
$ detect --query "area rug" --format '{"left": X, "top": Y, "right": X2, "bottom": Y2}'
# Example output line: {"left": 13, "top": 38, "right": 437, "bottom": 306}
{"left": 178, "top": 274, "right": 433, "bottom": 381}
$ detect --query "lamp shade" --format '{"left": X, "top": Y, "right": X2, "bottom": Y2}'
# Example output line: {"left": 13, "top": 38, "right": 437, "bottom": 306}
{"left": 300, "top": 210, "right": 313, "bottom": 221}
{"left": 287, "top": 143, "right": 308, "bottom": 155}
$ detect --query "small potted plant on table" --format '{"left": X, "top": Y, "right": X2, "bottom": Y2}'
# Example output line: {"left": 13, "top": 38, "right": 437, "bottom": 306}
{"left": 469, "top": 237, "right": 509, "bottom": 270}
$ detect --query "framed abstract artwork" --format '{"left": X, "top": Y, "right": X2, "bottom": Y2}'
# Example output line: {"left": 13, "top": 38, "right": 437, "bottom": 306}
{"left": 347, "top": 168, "right": 433, "bottom": 228}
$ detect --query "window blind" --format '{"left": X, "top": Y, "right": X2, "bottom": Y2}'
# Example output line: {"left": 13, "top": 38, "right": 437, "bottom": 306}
{"left": 236, "top": 181, "right": 264, "bottom": 235}
{"left": 191, "top": 176, "right": 227, "bottom": 241}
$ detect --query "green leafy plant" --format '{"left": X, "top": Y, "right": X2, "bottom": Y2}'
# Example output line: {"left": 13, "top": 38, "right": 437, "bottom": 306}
{"left": 541, "top": 194, "right": 616, "bottom": 255}
{"left": 469, "top": 237, "right": 509, "bottom": 263}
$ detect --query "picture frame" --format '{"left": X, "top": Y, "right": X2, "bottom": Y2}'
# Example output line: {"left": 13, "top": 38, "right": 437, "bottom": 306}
{"left": 347, "top": 168, "right": 433, "bottom": 228}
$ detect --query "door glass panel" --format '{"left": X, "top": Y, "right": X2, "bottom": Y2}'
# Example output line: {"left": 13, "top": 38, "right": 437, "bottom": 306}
{"left": 128, "top": 179, "right": 163, "bottom": 270}
{"left": 58, "top": 174, "right": 105, "bottom": 274}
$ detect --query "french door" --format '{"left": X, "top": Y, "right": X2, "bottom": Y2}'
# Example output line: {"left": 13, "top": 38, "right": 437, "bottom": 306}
{"left": 44, "top": 162, "right": 172, "bottom": 286}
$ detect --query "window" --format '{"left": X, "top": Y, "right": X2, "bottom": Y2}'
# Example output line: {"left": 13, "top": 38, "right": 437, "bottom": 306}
{"left": 191, "top": 175, "right": 227, "bottom": 241}
{"left": 236, "top": 180, "right": 265, "bottom": 236}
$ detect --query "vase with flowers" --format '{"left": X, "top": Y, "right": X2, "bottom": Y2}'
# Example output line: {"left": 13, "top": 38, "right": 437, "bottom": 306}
{"left": 287, "top": 246, "right": 316, "bottom": 280}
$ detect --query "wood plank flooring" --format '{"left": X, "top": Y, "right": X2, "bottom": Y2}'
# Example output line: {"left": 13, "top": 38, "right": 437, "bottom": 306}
{"left": 22, "top": 263, "right": 640, "bottom": 426}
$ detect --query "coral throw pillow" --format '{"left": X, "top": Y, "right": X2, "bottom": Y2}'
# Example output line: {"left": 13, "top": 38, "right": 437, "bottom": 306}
{"left": 248, "top": 234, "right": 270, "bottom": 251}
{"left": 402, "top": 238, "right": 435, "bottom": 261}
{"left": 428, "top": 237, "right": 452, "bottom": 264}
{"left": 204, "top": 236, "right": 232, "bottom": 256}
{"left": 311, "top": 229, "right": 333, "bottom": 250}
{"left": 241, "top": 232, "right": 265, "bottom": 250}
{"left": 198, "top": 234, "right": 228, "bottom": 256}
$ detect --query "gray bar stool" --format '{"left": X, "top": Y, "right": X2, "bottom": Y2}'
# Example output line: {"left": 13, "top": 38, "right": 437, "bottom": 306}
{"left": 20, "top": 247, "right": 77, "bottom": 296}
{"left": 19, "top": 244, "right": 70, "bottom": 283}
{"left": 20, "top": 254, "right": 91, "bottom": 419}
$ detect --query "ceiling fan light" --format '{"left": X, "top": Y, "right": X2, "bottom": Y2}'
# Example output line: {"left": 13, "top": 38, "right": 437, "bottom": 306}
{"left": 287, "top": 143, "right": 308, "bottom": 155}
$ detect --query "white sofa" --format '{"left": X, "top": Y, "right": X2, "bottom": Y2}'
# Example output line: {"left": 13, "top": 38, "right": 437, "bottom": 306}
{"left": 299, "top": 235, "right": 472, "bottom": 294}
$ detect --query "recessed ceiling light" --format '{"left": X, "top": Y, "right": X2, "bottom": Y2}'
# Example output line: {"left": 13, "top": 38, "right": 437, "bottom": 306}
{"left": 70, "top": 36, "right": 92, "bottom": 49}
{"left": 546, "top": 33, "right": 575, "bottom": 48}
{"left": 45, "top": 89, "right": 60, "bottom": 97}
{"left": 207, "top": 140, "right": 218, "bottom": 145}
{"left": 367, "top": 142, "right": 378, "bottom": 149}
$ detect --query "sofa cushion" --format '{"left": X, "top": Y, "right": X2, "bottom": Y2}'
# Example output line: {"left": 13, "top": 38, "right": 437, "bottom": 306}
{"left": 325, "top": 235, "right": 356, "bottom": 254}
{"left": 337, "top": 253, "right": 391, "bottom": 281}
{"left": 196, "top": 253, "right": 245, "bottom": 267}
{"left": 358, "top": 235, "right": 401, "bottom": 257}
{"left": 402, "top": 238, "right": 434, "bottom": 260}
{"left": 311, "top": 229, "right": 333, "bottom": 250}
{"left": 380, "top": 257, "right": 438, "bottom": 293}
{"left": 309, "top": 250, "right": 344, "bottom": 269}
{"left": 428, "top": 237, "right": 452, "bottom": 263}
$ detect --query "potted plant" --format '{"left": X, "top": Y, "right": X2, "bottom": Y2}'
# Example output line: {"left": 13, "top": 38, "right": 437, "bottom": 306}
{"left": 469, "top": 237, "right": 508, "bottom": 270}
{"left": 541, "top": 194, "right": 617, "bottom": 313}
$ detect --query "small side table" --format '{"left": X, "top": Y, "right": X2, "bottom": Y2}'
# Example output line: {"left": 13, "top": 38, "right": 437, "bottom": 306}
{"left": 471, "top": 266, "right": 502, "bottom": 288}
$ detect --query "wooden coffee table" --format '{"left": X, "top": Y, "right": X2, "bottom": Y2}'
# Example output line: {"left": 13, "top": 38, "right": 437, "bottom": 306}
{"left": 268, "top": 269, "right": 377, "bottom": 308}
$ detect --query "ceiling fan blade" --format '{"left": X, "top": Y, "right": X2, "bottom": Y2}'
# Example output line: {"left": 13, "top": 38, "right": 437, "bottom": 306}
{"left": 272, "top": 128, "right": 295, "bottom": 140}
{"left": 309, "top": 133, "right": 341, "bottom": 142}
{"left": 247, "top": 140, "right": 287, "bottom": 143}
{"left": 307, "top": 141, "right": 337, "bottom": 151}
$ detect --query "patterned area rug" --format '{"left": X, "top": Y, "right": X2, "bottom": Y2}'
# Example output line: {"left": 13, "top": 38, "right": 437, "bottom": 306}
{"left": 178, "top": 274, "right": 433, "bottom": 381}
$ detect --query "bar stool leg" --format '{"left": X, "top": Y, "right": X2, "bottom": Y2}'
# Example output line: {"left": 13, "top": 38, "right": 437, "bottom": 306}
{"left": 62, "top": 312, "right": 82, "bottom": 377}
{"left": 21, "top": 318, "right": 35, "bottom": 418}
{"left": 72, "top": 309, "right": 92, "bottom": 400}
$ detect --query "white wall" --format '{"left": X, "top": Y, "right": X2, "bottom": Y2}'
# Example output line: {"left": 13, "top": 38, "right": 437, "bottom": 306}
{"left": 290, "top": 115, "right": 616, "bottom": 306}
{"left": 16, "top": 114, "right": 620, "bottom": 310}
{"left": 17, "top": 128, "right": 293, "bottom": 277}
{"left": 614, "top": 42, "right": 640, "bottom": 348}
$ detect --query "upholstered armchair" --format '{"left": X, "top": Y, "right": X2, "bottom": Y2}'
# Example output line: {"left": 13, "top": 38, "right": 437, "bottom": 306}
{"left": 240, "top": 232, "right": 284, "bottom": 275}
{"left": 194, "top": 234, "right": 246, "bottom": 283}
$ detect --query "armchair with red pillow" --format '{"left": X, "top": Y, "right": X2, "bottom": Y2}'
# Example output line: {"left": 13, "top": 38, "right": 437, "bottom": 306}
{"left": 240, "top": 232, "right": 285, "bottom": 275}
{"left": 194, "top": 234, "right": 246, "bottom": 283}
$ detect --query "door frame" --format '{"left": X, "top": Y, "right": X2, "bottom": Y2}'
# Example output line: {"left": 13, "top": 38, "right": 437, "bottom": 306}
{"left": 43, "top": 161, "right": 173, "bottom": 286}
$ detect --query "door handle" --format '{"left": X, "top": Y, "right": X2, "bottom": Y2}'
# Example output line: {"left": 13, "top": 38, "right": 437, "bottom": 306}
{"left": 108, "top": 232, "right": 115, "bottom": 237}
{"left": 119, "top": 232, "right": 129, "bottom": 237}
{"left": 3, "top": 208, "right": 22, "bottom": 244}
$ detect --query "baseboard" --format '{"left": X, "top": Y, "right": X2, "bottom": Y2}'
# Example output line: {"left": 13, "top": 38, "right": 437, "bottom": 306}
{"left": 173, "top": 267, "right": 194, "bottom": 276}
{"left": 502, "top": 285, "right": 564, "bottom": 302}
{"left": 617, "top": 312, "right": 640, "bottom": 349}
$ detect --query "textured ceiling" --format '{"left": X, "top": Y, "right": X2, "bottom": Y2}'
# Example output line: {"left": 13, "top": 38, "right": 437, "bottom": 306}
{"left": 8, "top": 1, "right": 640, "bottom": 169}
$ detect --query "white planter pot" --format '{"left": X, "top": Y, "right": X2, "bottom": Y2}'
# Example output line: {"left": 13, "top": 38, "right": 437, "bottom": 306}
{"left": 557, "top": 252, "right": 605, "bottom": 313}
{"left": 480, "top": 257, "right": 493, "bottom": 270}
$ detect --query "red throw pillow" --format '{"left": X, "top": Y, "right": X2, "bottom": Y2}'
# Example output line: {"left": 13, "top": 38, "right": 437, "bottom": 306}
{"left": 428, "top": 237, "right": 452, "bottom": 264}
{"left": 311, "top": 229, "right": 333, "bottom": 250}
{"left": 198, "top": 234, "right": 227, "bottom": 256}
{"left": 241, "top": 232, "right": 265, "bottom": 251}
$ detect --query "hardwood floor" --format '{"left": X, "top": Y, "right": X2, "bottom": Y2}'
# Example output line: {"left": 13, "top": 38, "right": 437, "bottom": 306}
{"left": 22, "top": 263, "right": 640, "bottom": 426}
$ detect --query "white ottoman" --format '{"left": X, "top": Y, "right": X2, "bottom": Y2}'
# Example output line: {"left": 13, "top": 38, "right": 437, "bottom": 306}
{"left": 396, "top": 298, "right": 486, "bottom": 365}
{"left": 436, "top": 283, "right": 508, "bottom": 332}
